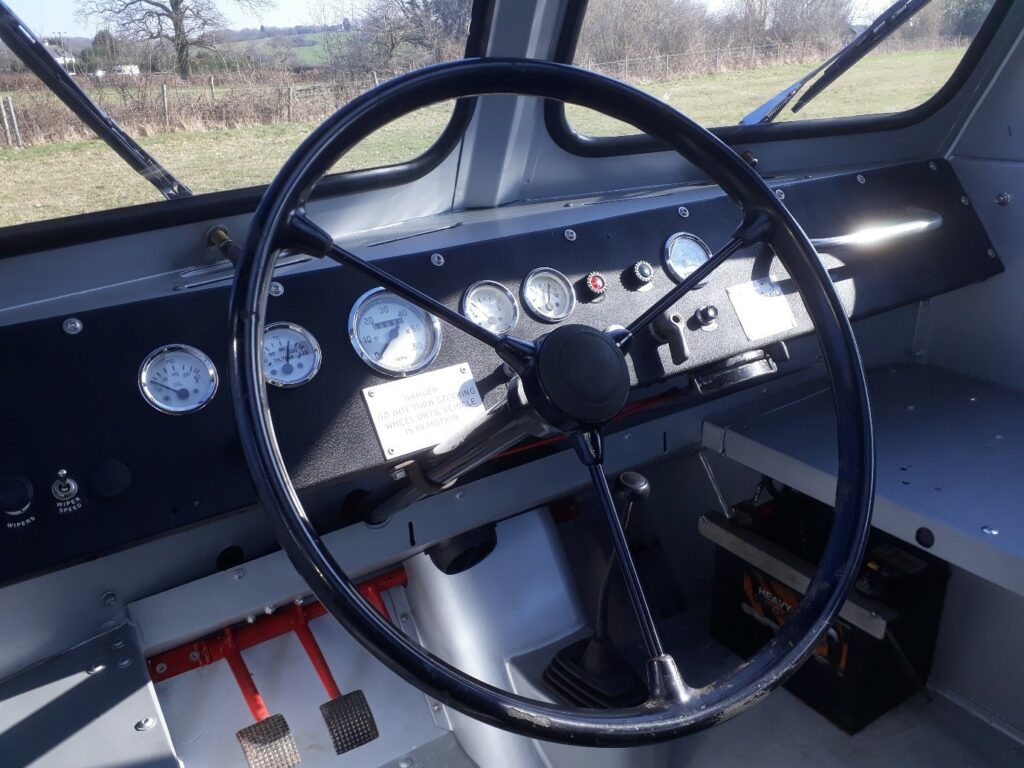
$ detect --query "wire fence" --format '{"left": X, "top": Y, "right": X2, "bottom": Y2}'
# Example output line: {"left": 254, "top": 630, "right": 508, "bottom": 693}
{"left": 0, "top": 35, "right": 968, "bottom": 148}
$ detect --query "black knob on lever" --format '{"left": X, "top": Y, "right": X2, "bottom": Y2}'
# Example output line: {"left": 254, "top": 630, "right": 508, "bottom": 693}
{"left": 615, "top": 471, "right": 650, "bottom": 505}
{"left": 650, "top": 312, "right": 690, "bottom": 366}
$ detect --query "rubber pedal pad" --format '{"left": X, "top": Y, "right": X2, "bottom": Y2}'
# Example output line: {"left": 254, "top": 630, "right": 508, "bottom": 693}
{"left": 236, "top": 713, "right": 301, "bottom": 768}
{"left": 319, "top": 689, "right": 379, "bottom": 754}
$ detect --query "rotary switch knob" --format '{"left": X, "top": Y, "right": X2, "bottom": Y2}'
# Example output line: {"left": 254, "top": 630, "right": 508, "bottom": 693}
{"left": 630, "top": 260, "right": 655, "bottom": 290}
{"left": 582, "top": 271, "right": 607, "bottom": 301}
{"left": 0, "top": 476, "right": 33, "bottom": 517}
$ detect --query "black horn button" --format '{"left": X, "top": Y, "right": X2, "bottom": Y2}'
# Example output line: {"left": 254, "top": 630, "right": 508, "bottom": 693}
{"left": 535, "top": 325, "right": 631, "bottom": 427}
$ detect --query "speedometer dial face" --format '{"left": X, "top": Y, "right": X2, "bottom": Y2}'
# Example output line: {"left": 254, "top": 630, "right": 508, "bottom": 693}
{"left": 263, "top": 323, "right": 321, "bottom": 388}
{"left": 349, "top": 288, "right": 442, "bottom": 376}
{"left": 139, "top": 344, "right": 218, "bottom": 415}
{"left": 663, "top": 232, "right": 712, "bottom": 285}
{"left": 462, "top": 280, "right": 519, "bottom": 334}
{"left": 521, "top": 267, "right": 576, "bottom": 323}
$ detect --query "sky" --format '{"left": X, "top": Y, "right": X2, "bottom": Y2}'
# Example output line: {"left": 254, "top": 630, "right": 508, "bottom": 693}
{"left": 15, "top": 0, "right": 892, "bottom": 40}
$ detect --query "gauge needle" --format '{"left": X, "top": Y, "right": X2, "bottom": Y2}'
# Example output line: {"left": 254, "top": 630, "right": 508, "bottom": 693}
{"left": 285, "top": 342, "right": 292, "bottom": 363}
{"left": 148, "top": 379, "right": 190, "bottom": 400}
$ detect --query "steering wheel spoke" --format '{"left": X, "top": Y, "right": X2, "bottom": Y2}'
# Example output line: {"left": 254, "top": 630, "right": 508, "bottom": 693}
{"left": 618, "top": 209, "right": 773, "bottom": 349}
{"left": 287, "top": 211, "right": 536, "bottom": 374}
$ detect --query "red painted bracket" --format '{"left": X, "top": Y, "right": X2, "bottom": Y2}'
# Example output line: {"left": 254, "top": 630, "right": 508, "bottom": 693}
{"left": 147, "top": 567, "right": 407, "bottom": 684}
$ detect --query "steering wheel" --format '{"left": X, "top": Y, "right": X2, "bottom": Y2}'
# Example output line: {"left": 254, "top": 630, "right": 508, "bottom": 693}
{"left": 229, "top": 58, "right": 874, "bottom": 746}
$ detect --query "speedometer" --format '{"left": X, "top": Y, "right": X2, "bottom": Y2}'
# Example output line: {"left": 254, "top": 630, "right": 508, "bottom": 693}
{"left": 663, "top": 232, "right": 712, "bottom": 285}
{"left": 462, "top": 280, "right": 519, "bottom": 334}
{"left": 521, "top": 267, "right": 576, "bottom": 323}
{"left": 349, "top": 288, "right": 442, "bottom": 376}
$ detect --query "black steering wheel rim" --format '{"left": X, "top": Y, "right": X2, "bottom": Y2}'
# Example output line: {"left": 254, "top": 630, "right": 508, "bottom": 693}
{"left": 229, "top": 57, "right": 875, "bottom": 746}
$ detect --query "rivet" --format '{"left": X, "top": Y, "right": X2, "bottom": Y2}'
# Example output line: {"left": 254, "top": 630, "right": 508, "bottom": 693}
{"left": 981, "top": 526, "right": 1000, "bottom": 536}
{"left": 774, "top": 189, "right": 786, "bottom": 201}
{"left": 906, "top": 405, "right": 915, "bottom": 411}
{"left": 101, "top": 591, "right": 118, "bottom": 608}
{"left": 677, "top": 206, "right": 689, "bottom": 218}
{"left": 263, "top": 605, "right": 274, "bottom": 615}
{"left": 110, "top": 639, "right": 127, "bottom": 650}
{"left": 87, "top": 663, "right": 105, "bottom": 675}
{"left": 960, "top": 195, "right": 970, "bottom": 206}
{"left": 246, "top": 615, "right": 256, "bottom": 624}
{"left": 155, "top": 662, "right": 168, "bottom": 674}
{"left": 387, "top": 447, "right": 396, "bottom": 455}
{"left": 134, "top": 717, "right": 157, "bottom": 732}
{"left": 117, "top": 657, "right": 133, "bottom": 669}
{"left": 432, "top": 703, "right": 442, "bottom": 712}
{"left": 996, "top": 192, "right": 1012, "bottom": 206}
{"left": 454, "top": 490, "right": 464, "bottom": 500}
{"left": 188, "top": 650, "right": 201, "bottom": 662}
{"left": 928, "top": 161, "right": 938, "bottom": 171}
{"left": 969, "top": 396, "right": 978, "bottom": 402}
{"left": 400, "top": 613, "right": 411, "bottom": 622}
{"left": 987, "top": 248, "right": 997, "bottom": 259}
{"left": 399, "top": 759, "right": 414, "bottom": 768}
{"left": 564, "top": 229, "right": 577, "bottom": 242}
{"left": 856, "top": 174, "right": 866, "bottom": 184}
{"left": 269, "top": 281, "right": 284, "bottom": 297}
{"left": 62, "top": 317, "right": 84, "bottom": 335}
{"left": 430, "top": 252, "right": 445, "bottom": 267}
{"left": 233, "top": 568, "right": 246, "bottom": 581}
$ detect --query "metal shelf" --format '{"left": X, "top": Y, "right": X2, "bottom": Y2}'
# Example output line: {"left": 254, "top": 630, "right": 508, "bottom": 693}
{"left": 704, "top": 364, "right": 1024, "bottom": 597}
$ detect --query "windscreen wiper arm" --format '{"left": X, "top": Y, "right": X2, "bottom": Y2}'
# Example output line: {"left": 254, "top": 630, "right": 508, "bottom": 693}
{"left": 740, "top": 0, "right": 932, "bottom": 126}
{"left": 0, "top": 2, "right": 191, "bottom": 199}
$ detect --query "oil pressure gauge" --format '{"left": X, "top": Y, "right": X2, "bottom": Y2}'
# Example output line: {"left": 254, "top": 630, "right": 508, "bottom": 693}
{"left": 139, "top": 344, "right": 218, "bottom": 414}
{"left": 663, "top": 232, "right": 712, "bottom": 286}
{"left": 462, "top": 280, "right": 519, "bottom": 334}
{"left": 263, "top": 323, "right": 321, "bottom": 388}
{"left": 521, "top": 267, "right": 576, "bottom": 323}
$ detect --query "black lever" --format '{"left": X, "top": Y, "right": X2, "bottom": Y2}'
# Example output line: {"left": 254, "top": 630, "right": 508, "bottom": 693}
{"left": 543, "top": 470, "right": 651, "bottom": 708}
{"left": 651, "top": 312, "right": 690, "bottom": 365}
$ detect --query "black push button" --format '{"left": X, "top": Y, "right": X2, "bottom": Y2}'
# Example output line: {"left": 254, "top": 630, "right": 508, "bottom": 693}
{"left": 0, "top": 476, "right": 33, "bottom": 516}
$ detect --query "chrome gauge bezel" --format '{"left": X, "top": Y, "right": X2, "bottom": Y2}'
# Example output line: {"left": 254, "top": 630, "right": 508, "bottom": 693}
{"left": 663, "top": 232, "right": 713, "bottom": 286}
{"left": 348, "top": 287, "right": 443, "bottom": 377}
{"left": 521, "top": 267, "right": 577, "bottom": 323}
{"left": 263, "top": 322, "right": 322, "bottom": 388}
{"left": 138, "top": 343, "right": 219, "bottom": 415}
{"left": 461, "top": 279, "right": 520, "bottom": 334}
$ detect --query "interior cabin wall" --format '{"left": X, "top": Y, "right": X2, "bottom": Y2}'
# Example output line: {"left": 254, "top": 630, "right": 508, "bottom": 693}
{"left": 925, "top": 18, "right": 1024, "bottom": 391}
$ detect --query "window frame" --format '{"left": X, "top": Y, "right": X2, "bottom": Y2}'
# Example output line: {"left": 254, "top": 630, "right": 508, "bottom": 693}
{"left": 545, "top": 0, "right": 1013, "bottom": 158}
{"left": 0, "top": 0, "right": 494, "bottom": 259}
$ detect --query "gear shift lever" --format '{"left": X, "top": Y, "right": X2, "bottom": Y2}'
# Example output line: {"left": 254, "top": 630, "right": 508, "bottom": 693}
{"left": 543, "top": 471, "right": 651, "bottom": 708}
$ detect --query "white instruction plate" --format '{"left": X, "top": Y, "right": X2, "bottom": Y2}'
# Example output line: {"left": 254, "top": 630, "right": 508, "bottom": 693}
{"left": 363, "top": 363, "right": 486, "bottom": 459}
{"left": 727, "top": 277, "right": 797, "bottom": 342}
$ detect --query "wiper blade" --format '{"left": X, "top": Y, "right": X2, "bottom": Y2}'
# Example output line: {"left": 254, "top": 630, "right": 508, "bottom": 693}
{"left": 0, "top": 2, "right": 191, "bottom": 200}
{"left": 740, "top": 0, "right": 932, "bottom": 126}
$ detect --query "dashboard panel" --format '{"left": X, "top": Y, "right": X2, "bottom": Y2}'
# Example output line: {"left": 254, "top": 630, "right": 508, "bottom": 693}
{"left": 0, "top": 159, "right": 1001, "bottom": 584}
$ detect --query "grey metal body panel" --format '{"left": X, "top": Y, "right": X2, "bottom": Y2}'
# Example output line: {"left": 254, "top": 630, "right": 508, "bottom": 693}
{"left": 703, "top": 364, "right": 1024, "bottom": 596}
{"left": 0, "top": 624, "right": 178, "bottom": 768}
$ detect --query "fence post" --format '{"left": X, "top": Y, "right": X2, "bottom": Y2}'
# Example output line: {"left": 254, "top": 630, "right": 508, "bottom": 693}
{"left": 208, "top": 75, "right": 215, "bottom": 103}
{"left": 0, "top": 98, "right": 11, "bottom": 146}
{"left": 162, "top": 83, "right": 169, "bottom": 128}
{"left": 287, "top": 85, "right": 293, "bottom": 122}
{"left": 7, "top": 97, "right": 22, "bottom": 148}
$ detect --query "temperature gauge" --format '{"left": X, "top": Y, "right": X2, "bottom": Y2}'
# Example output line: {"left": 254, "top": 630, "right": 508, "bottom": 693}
{"left": 663, "top": 232, "right": 712, "bottom": 285}
{"left": 462, "top": 280, "right": 519, "bottom": 334}
{"left": 263, "top": 323, "right": 322, "bottom": 388}
{"left": 139, "top": 344, "right": 218, "bottom": 415}
{"left": 521, "top": 267, "right": 576, "bottom": 323}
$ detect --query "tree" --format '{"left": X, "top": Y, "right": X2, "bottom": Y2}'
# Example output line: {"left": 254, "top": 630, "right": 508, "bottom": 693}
{"left": 75, "top": 0, "right": 273, "bottom": 78}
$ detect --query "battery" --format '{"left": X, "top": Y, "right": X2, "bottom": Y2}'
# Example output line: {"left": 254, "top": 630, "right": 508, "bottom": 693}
{"left": 701, "top": 490, "right": 949, "bottom": 733}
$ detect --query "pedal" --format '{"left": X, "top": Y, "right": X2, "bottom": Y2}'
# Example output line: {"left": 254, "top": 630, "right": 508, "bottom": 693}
{"left": 319, "top": 689, "right": 379, "bottom": 754}
{"left": 236, "top": 713, "right": 301, "bottom": 768}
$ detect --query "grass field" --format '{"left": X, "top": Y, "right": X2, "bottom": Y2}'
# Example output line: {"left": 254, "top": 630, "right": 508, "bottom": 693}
{"left": 0, "top": 48, "right": 963, "bottom": 229}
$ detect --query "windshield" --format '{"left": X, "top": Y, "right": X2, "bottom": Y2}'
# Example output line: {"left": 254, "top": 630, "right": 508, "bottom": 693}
{"left": 0, "top": 0, "right": 474, "bottom": 229}
{"left": 566, "top": 0, "right": 998, "bottom": 137}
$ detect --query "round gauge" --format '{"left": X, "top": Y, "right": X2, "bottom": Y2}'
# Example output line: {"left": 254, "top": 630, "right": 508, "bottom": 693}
{"left": 663, "top": 232, "right": 712, "bottom": 285}
{"left": 349, "top": 288, "right": 442, "bottom": 376}
{"left": 263, "top": 323, "right": 322, "bottom": 388}
{"left": 461, "top": 280, "right": 519, "bottom": 334}
{"left": 521, "top": 267, "right": 576, "bottom": 323}
{"left": 139, "top": 344, "right": 218, "bottom": 415}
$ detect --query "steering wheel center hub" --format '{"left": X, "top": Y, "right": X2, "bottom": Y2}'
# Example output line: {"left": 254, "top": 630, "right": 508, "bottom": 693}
{"left": 533, "top": 325, "right": 631, "bottom": 428}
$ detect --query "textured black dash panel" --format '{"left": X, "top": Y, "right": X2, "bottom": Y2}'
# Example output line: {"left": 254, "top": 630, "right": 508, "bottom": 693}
{"left": 0, "top": 160, "right": 1000, "bottom": 583}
